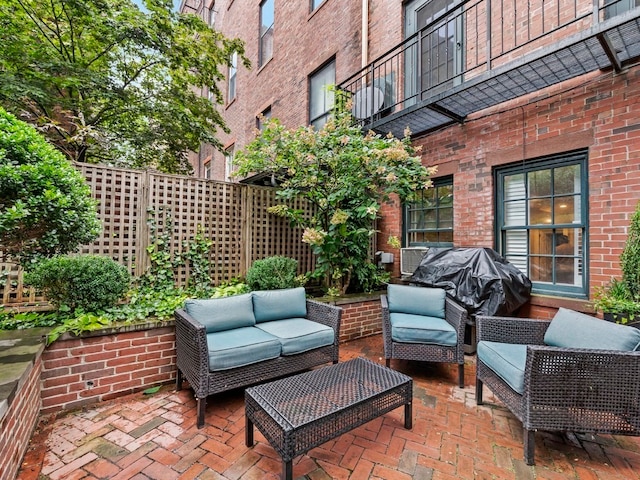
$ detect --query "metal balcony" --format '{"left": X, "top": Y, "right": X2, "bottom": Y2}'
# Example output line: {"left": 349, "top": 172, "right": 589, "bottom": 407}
{"left": 339, "top": 0, "right": 640, "bottom": 138}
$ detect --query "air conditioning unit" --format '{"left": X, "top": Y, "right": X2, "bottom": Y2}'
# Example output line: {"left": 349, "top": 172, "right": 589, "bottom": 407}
{"left": 400, "top": 247, "right": 429, "bottom": 276}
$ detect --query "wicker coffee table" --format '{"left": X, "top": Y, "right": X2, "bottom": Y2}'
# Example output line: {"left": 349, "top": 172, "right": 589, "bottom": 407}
{"left": 245, "top": 357, "right": 413, "bottom": 480}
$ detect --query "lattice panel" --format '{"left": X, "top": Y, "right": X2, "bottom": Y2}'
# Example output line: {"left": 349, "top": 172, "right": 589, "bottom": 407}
{"left": 1, "top": 164, "right": 316, "bottom": 308}
{"left": 78, "top": 164, "right": 145, "bottom": 277}
{"left": 147, "top": 174, "right": 244, "bottom": 286}
{"left": 245, "top": 185, "right": 316, "bottom": 275}
{"left": 0, "top": 262, "right": 45, "bottom": 308}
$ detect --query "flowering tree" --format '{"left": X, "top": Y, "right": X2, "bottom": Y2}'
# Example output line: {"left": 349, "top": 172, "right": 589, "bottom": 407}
{"left": 235, "top": 104, "right": 435, "bottom": 295}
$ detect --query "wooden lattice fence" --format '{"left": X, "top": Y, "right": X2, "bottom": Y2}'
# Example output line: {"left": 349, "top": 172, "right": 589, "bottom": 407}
{"left": 1, "top": 163, "right": 315, "bottom": 309}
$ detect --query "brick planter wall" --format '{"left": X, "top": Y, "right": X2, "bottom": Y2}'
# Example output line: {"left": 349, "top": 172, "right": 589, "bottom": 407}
{"left": 336, "top": 296, "right": 383, "bottom": 343}
{"left": 0, "top": 355, "right": 42, "bottom": 480}
{"left": 40, "top": 323, "right": 176, "bottom": 415}
{"left": 38, "top": 298, "right": 384, "bottom": 415}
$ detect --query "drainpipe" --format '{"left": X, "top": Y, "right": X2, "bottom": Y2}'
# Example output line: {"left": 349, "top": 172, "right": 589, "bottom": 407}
{"left": 362, "top": 0, "right": 368, "bottom": 69}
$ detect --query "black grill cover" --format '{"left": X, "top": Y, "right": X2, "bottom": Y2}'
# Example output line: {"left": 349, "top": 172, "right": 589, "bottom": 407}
{"left": 410, "top": 247, "right": 532, "bottom": 317}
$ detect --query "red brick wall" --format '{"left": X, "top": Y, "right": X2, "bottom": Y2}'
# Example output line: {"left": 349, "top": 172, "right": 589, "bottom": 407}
{"left": 40, "top": 324, "right": 176, "bottom": 414}
{"left": 0, "top": 355, "right": 42, "bottom": 480}
{"left": 187, "top": 0, "right": 366, "bottom": 178}
{"left": 376, "top": 65, "right": 640, "bottom": 318}
{"left": 339, "top": 297, "right": 383, "bottom": 342}
{"left": 38, "top": 302, "right": 387, "bottom": 414}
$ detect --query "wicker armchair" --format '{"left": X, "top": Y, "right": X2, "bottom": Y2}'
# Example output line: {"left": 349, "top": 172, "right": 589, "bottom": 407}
{"left": 476, "top": 313, "right": 640, "bottom": 465}
{"left": 175, "top": 298, "right": 342, "bottom": 428}
{"left": 381, "top": 284, "right": 468, "bottom": 388}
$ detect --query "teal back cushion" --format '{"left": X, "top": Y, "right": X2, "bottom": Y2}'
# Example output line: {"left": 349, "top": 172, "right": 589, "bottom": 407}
{"left": 387, "top": 284, "right": 446, "bottom": 319}
{"left": 185, "top": 293, "right": 255, "bottom": 333}
{"left": 544, "top": 307, "right": 640, "bottom": 351}
{"left": 253, "top": 287, "right": 308, "bottom": 323}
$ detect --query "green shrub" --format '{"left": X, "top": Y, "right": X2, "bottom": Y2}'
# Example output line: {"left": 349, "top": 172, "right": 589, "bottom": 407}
{"left": 0, "top": 108, "right": 100, "bottom": 265}
{"left": 246, "top": 256, "right": 300, "bottom": 290}
{"left": 25, "top": 255, "right": 131, "bottom": 312}
{"left": 621, "top": 201, "right": 640, "bottom": 300}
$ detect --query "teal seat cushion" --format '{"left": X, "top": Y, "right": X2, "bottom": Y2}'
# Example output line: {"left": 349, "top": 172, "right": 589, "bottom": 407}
{"left": 390, "top": 312, "right": 456, "bottom": 346}
{"left": 387, "top": 284, "right": 446, "bottom": 319}
{"left": 206, "top": 326, "right": 281, "bottom": 371}
{"left": 477, "top": 341, "right": 528, "bottom": 394}
{"left": 255, "top": 318, "right": 335, "bottom": 355}
{"left": 185, "top": 293, "right": 255, "bottom": 333}
{"left": 253, "top": 287, "right": 307, "bottom": 323}
{"left": 544, "top": 307, "right": 640, "bottom": 351}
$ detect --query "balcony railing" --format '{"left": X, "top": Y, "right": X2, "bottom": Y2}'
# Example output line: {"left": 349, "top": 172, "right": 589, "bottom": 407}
{"left": 340, "top": 0, "right": 640, "bottom": 137}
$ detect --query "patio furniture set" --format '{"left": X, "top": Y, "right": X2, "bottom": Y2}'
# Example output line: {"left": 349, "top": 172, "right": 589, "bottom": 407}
{"left": 175, "top": 284, "right": 640, "bottom": 478}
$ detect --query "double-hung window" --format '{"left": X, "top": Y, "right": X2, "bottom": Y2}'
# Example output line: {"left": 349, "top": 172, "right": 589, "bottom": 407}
{"left": 404, "top": 176, "right": 453, "bottom": 246}
{"left": 225, "top": 145, "right": 235, "bottom": 181}
{"left": 259, "top": 0, "right": 274, "bottom": 67}
{"left": 228, "top": 52, "right": 237, "bottom": 102}
{"left": 496, "top": 151, "right": 588, "bottom": 297}
{"left": 257, "top": 106, "right": 272, "bottom": 131}
{"left": 309, "top": 60, "right": 335, "bottom": 129}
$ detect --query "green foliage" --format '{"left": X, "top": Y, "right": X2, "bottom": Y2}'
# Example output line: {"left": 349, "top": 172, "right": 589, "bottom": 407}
{"left": 0, "top": 0, "right": 250, "bottom": 173}
{"left": 25, "top": 255, "right": 131, "bottom": 312}
{"left": 209, "top": 280, "right": 251, "bottom": 298}
{"left": 140, "top": 207, "right": 177, "bottom": 292}
{"left": 594, "top": 201, "right": 640, "bottom": 319}
{"left": 179, "top": 225, "right": 213, "bottom": 295}
{"left": 246, "top": 256, "right": 301, "bottom": 290}
{"left": 592, "top": 279, "right": 640, "bottom": 315}
{"left": 235, "top": 98, "right": 434, "bottom": 294}
{"left": 621, "top": 201, "right": 640, "bottom": 299}
{"left": 0, "top": 310, "right": 59, "bottom": 330}
{"left": 47, "top": 313, "right": 112, "bottom": 345}
{"left": 0, "top": 108, "right": 101, "bottom": 265}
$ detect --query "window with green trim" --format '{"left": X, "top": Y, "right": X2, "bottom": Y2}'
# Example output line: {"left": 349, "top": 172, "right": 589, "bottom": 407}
{"left": 404, "top": 176, "right": 453, "bottom": 246}
{"left": 496, "top": 151, "right": 588, "bottom": 297}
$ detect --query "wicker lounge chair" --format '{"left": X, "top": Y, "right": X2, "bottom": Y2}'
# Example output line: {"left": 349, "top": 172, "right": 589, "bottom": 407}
{"left": 381, "top": 284, "right": 468, "bottom": 388}
{"left": 476, "top": 308, "right": 640, "bottom": 465}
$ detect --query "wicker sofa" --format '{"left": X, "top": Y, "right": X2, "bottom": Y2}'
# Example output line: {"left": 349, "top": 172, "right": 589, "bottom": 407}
{"left": 175, "top": 287, "right": 342, "bottom": 428}
{"left": 381, "top": 284, "right": 468, "bottom": 388}
{"left": 476, "top": 307, "right": 640, "bottom": 465}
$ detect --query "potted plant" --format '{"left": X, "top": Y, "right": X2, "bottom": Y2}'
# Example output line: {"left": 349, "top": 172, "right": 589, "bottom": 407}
{"left": 593, "top": 201, "right": 640, "bottom": 327}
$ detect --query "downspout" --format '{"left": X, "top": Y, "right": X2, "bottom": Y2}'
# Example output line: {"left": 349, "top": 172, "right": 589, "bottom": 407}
{"left": 361, "top": 0, "right": 368, "bottom": 69}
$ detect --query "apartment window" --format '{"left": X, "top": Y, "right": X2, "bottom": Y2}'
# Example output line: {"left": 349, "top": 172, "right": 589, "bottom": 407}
{"left": 228, "top": 52, "right": 237, "bottom": 101}
{"left": 257, "top": 106, "right": 272, "bottom": 131}
{"left": 309, "top": 60, "right": 335, "bottom": 129}
{"left": 311, "top": 0, "right": 326, "bottom": 11}
{"left": 496, "top": 151, "right": 588, "bottom": 297}
{"left": 259, "top": 0, "right": 274, "bottom": 67}
{"left": 203, "top": 161, "right": 211, "bottom": 179}
{"left": 604, "top": 0, "right": 640, "bottom": 19}
{"left": 404, "top": 176, "right": 453, "bottom": 246}
{"left": 224, "top": 145, "right": 235, "bottom": 181}
{"left": 417, "top": 0, "right": 463, "bottom": 92}
{"left": 206, "top": 1, "right": 216, "bottom": 26}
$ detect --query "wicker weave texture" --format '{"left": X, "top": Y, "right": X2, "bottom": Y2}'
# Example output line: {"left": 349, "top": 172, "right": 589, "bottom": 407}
{"left": 476, "top": 314, "right": 640, "bottom": 464}
{"left": 175, "top": 299, "right": 342, "bottom": 427}
{"left": 245, "top": 357, "right": 412, "bottom": 462}
{"left": 381, "top": 294, "right": 467, "bottom": 369}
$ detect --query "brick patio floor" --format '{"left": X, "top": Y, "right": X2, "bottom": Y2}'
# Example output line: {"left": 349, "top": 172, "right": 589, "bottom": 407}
{"left": 16, "top": 335, "right": 640, "bottom": 480}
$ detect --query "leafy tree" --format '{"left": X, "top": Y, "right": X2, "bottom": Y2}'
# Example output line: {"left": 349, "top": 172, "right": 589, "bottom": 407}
{"left": 0, "top": 107, "right": 100, "bottom": 265}
{"left": 0, "top": 0, "right": 249, "bottom": 174}
{"left": 235, "top": 102, "right": 435, "bottom": 295}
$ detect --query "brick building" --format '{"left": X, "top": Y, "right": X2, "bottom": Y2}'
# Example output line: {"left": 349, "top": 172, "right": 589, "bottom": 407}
{"left": 180, "top": 0, "right": 640, "bottom": 316}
